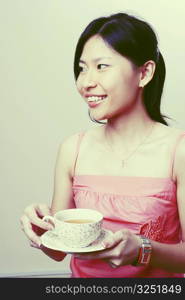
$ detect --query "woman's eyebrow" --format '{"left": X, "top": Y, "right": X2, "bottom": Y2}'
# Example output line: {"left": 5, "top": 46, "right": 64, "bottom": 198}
{"left": 79, "top": 57, "right": 112, "bottom": 64}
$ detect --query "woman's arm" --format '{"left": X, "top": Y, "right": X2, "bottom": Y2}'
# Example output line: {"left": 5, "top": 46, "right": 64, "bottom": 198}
{"left": 149, "top": 135, "right": 185, "bottom": 272}
{"left": 50, "top": 133, "right": 78, "bottom": 214}
{"left": 20, "top": 133, "right": 79, "bottom": 261}
{"left": 149, "top": 241, "right": 185, "bottom": 272}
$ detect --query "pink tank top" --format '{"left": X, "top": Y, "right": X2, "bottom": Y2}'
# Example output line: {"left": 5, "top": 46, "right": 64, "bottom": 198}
{"left": 70, "top": 131, "right": 185, "bottom": 278}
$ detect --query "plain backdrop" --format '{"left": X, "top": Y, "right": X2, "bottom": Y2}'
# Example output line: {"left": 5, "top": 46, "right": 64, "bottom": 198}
{"left": 0, "top": 0, "right": 185, "bottom": 276}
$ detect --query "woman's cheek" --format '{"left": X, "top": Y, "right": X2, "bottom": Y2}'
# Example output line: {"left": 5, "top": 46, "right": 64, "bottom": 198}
{"left": 76, "top": 79, "right": 82, "bottom": 94}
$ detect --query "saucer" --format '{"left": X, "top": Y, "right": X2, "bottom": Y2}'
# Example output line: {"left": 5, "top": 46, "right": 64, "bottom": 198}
{"left": 41, "top": 229, "right": 113, "bottom": 253}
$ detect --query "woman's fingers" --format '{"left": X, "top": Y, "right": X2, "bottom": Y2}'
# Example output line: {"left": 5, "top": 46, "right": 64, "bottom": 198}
{"left": 75, "top": 229, "right": 142, "bottom": 270}
{"left": 24, "top": 204, "right": 53, "bottom": 231}
{"left": 102, "top": 229, "right": 127, "bottom": 248}
{"left": 20, "top": 203, "right": 53, "bottom": 248}
{"left": 108, "top": 259, "right": 121, "bottom": 268}
{"left": 20, "top": 215, "right": 42, "bottom": 247}
{"left": 74, "top": 230, "right": 128, "bottom": 261}
{"left": 35, "top": 203, "right": 51, "bottom": 218}
{"left": 74, "top": 247, "right": 121, "bottom": 260}
{"left": 30, "top": 241, "right": 41, "bottom": 249}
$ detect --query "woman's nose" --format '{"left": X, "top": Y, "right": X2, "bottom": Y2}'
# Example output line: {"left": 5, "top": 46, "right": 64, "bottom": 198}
{"left": 82, "top": 72, "right": 97, "bottom": 90}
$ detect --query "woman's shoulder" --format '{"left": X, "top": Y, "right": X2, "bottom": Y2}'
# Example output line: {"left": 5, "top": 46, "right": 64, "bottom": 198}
{"left": 155, "top": 123, "right": 185, "bottom": 139}
{"left": 164, "top": 125, "right": 185, "bottom": 180}
{"left": 173, "top": 133, "right": 185, "bottom": 182}
{"left": 167, "top": 125, "right": 185, "bottom": 136}
{"left": 59, "top": 132, "right": 80, "bottom": 149}
{"left": 173, "top": 126, "right": 185, "bottom": 157}
{"left": 60, "top": 126, "right": 103, "bottom": 149}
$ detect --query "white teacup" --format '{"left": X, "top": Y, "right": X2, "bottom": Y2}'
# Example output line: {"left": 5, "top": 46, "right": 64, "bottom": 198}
{"left": 43, "top": 208, "right": 103, "bottom": 248}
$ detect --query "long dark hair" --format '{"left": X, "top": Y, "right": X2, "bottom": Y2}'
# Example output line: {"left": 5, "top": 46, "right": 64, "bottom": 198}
{"left": 74, "top": 12, "right": 168, "bottom": 125}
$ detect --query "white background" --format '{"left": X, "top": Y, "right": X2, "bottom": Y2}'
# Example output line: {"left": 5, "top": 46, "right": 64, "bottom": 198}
{"left": 0, "top": 0, "right": 185, "bottom": 276}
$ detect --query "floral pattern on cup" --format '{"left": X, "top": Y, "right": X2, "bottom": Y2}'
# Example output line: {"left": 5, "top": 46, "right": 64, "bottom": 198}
{"left": 43, "top": 208, "right": 103, "bottom": 248}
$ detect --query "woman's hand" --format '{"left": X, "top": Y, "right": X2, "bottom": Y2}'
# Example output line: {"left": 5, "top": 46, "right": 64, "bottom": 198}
{"left": 20, "top": 203, "right": 53, "bottom": 248}
{"left": 74, "top": 229, "right": 141, "bottom": 268}
{"left": 20, "top": 203, "right": 67, "bottom": 262}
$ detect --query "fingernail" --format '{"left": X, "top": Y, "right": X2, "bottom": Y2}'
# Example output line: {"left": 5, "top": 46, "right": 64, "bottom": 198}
{"left": 102, "top": 239, "right": 112, "bottom": 248}
{"left": 30, "top": 240, "right": 41, "bottom": 248}
{"left": 36, "top": 240, "right": 41, "bottom": 247}
{"left": 101, "top": 242, "right": 106, "bottom": 248}
{"left": 47, "top": 224, "right": 53, "bottom": 230}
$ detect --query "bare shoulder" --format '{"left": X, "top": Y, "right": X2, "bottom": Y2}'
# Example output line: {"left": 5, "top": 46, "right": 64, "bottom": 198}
{"left": 60, "top": 132, "right": 80, "bottom": 150}
{"left": 56, "top": 132, "right": 82, "bottom": 177}
{"left": 56, "top": 127, "right": 102, "bottom": 173}
{"left": 155, "top": 122, "right": 183, "bottom": 136}
{"left": 59, "top": 126, "right": 103, "bottom": 153}
{"left": 172, "top": 128, "right": 185, "bottom": 180}
{"left": 79, "top": 125, "right": 105, "bottom": 144}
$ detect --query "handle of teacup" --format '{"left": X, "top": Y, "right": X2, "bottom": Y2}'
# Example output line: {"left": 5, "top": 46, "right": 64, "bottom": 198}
{"left": 43, "top": 215, "right": 55, "bottom": 229}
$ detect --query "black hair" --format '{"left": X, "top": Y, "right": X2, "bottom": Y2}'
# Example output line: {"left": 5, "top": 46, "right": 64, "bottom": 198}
{"left": 74, "top": 12, "right": 168, "bottom": 125}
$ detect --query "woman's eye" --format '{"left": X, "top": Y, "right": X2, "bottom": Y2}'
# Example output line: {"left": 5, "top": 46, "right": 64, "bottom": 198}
{"left": 97, "top": 64, "right": 109, "bottom": 70}
{"left": 78, "top": 65, "right": 87, "bottom": 73}
{"left": 79, "top": 66, "right": 84, "bottom": 72}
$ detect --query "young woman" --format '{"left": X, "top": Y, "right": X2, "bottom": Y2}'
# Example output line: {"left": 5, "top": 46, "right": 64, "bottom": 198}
{"left": 20, "top": 12, "right": 185, "bottom": 277}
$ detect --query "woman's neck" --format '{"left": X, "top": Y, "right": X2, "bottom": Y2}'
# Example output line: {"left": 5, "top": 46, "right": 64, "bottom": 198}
{"left": 103, "top": 114, "right": 156, "bottom": 149}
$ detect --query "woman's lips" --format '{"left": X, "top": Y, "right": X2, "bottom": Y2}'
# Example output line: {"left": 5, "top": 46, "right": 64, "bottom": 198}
{"left": 87, "top": 96, "right": 107, "bottom": 108}
{"left": 88, "top": 101, "right": 102, "bottom": 108}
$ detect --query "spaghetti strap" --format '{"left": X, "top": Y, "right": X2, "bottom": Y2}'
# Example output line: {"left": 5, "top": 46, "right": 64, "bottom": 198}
{"left": 73, "top": 132, "right": 86, "bottom": 176}
{"left": 170, "top": 132, "right": 185, "bottom": 179}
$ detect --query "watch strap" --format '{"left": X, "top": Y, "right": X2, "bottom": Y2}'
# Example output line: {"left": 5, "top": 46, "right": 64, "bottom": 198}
{"left": 132, "top": 235, "right": 152, "bottom": 266}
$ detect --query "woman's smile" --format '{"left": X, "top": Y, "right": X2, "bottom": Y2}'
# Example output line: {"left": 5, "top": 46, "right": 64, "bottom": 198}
{"left": 85, "top": 94, "right": 108, "bottom": 107}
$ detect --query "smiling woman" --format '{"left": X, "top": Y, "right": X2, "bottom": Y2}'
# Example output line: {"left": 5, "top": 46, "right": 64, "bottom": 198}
{"left": 76, "top": 35, "right": 151, "bottom": 121}
{"left": 74, "top": 13, "right": 166, "bottom": 125}
{"left": 20, "top": 12, "right": 185, "bottom": 278}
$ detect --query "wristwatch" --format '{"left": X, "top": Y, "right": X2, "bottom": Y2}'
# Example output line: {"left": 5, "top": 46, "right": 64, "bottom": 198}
{"left": 132, "top": 235, "right": 152, "bottom": 266}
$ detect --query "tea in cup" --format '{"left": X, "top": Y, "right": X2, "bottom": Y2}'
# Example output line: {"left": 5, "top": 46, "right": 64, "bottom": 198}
{"left": 43, "top": 208, "right": 103, "bottom": 248}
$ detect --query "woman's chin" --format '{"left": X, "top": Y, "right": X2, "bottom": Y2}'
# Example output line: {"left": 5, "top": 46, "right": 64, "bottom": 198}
{"left": 91, "top": 116, "right": 107, "bottom": 123}
{"left": 90, "top": 111, "right": 107, "bottom": 122}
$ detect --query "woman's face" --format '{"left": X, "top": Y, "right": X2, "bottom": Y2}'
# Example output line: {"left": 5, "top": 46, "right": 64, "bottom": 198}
{"left": 76, "top": 35, "right": 142, "bottom": 121}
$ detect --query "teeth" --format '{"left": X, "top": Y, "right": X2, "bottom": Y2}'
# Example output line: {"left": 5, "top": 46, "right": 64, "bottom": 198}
{"left": 87, "top": 96, "right": 107, "bottom": 102}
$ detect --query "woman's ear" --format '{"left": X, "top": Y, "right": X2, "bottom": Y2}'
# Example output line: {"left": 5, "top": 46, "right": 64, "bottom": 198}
{"left": 139, "top": 60, "right": 156, "bottom": 88}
